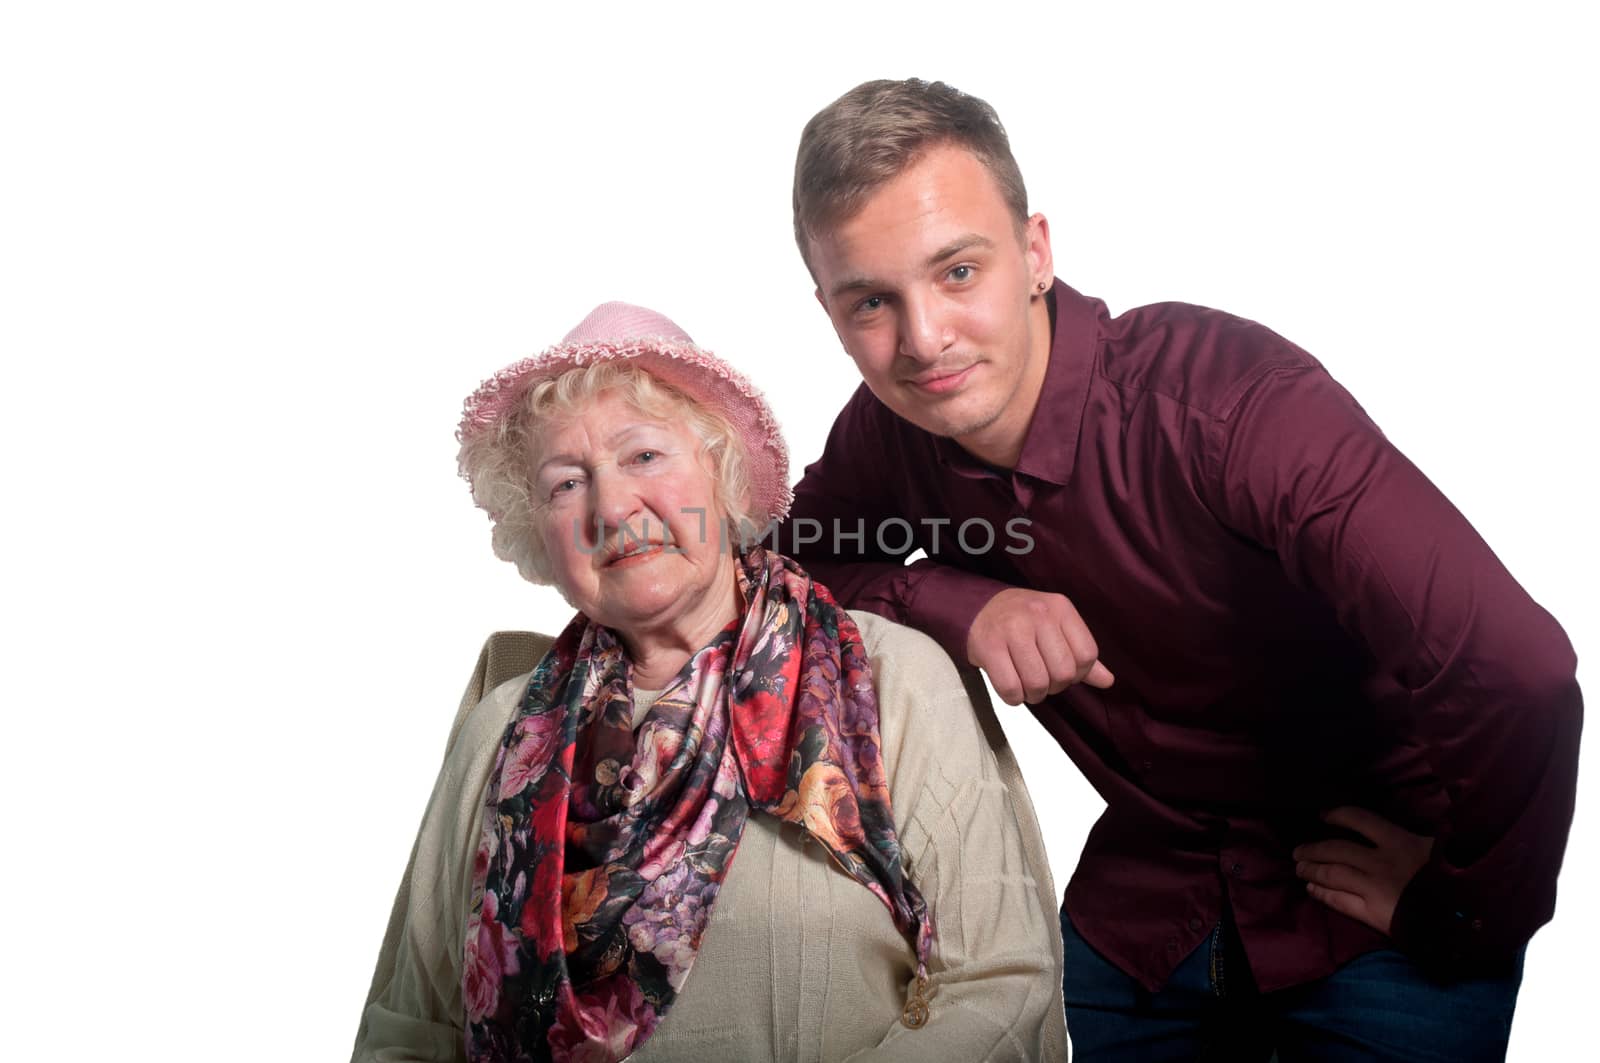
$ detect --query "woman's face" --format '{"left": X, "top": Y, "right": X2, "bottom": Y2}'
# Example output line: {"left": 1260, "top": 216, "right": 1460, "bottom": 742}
{"left": 531, "top": 390, "right": 739, "bottom": 639}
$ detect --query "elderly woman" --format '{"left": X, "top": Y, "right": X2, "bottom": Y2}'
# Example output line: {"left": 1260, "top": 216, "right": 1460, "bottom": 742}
{"left": 352, "top": 303, "right": 1066, "bottom": 1062}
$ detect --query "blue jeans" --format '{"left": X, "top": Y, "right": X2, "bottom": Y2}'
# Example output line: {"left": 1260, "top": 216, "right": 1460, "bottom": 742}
{"left": 1061, "top": 910, "right": 1524, "bottom": 1062}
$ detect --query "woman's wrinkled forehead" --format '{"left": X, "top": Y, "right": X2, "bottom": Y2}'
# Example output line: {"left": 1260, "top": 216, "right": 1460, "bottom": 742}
{"left": 530, "top": 392, "right": 689, "bottom": 470}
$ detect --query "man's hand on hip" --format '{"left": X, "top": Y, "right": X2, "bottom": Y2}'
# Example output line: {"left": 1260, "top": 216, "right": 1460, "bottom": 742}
{"left": 967, "top": 588, "right": 1115, "bottom": 705}
{"left": 1293, "top": 807, "right": 1435, "bottom": 936}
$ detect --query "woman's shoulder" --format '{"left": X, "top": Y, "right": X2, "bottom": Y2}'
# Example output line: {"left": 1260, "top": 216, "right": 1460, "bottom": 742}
{"left": 441, "top": 630, "right": 560, "bottom": 755}
{"left": 436, "top": 632, "right": 551, "bottom": 790}
{"left": 845, "top": 610, "right": 1000, "bottom": 794}
{"left": 450, "top": 670, "right": 532, "bottom": 761}
{"left": 847, "top": 610, "right": 964, "bottom": 682}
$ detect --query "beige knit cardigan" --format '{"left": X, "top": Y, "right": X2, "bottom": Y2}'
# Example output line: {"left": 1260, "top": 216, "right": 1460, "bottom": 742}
{"left": 352, "top": 611, "right": 1067, "bottom": 1061}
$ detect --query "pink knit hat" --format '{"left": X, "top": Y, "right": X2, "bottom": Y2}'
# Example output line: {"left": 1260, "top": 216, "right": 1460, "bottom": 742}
{"left": 457, "top": 302, "right": 792, "bottom": 524}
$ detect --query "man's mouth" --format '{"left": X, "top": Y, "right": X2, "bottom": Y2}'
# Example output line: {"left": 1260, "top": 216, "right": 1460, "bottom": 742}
{"left": 905, "top": 362, "right": 978, "bottom": 394}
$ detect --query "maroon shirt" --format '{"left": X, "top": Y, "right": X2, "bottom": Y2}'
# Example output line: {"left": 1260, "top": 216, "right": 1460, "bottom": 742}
{"left": 786, "top": 280, "right": 1581, "bottom": 992}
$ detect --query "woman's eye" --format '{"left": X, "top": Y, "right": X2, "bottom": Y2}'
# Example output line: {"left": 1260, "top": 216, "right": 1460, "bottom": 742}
{"left": 550, "top": 478, "right": 580, "bottom": 497}
{"left": 635, "top": 450, "right": 659, "bottom": 464}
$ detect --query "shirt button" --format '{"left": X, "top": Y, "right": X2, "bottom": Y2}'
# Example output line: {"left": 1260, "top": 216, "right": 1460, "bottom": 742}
{"left": 1230, "top": 863, "right": 1243, "bottom": 877}
{"left": 1471, "top": 918, "right": 1485, "bottom": 932}
{"left": 1189, "top": 917, "right": 1204, "bottom": 931}
{"left": 1142, "top": 760, "right": 1154, "bottom": 772}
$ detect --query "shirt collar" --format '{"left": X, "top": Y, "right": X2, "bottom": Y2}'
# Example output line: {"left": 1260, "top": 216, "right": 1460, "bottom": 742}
{"left": 933, "top": 279, "right": 1103, "bottom": 486}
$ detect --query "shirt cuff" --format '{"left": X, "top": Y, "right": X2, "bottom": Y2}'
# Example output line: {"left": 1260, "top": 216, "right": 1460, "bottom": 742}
{"left": 902, "top": 563, "right": 1014, "bottom": 664}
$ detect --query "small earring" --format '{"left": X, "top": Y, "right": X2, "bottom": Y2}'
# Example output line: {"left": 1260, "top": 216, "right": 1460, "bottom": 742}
{"left": 1036, "top": 280, "right": 1048, "bottom": 293}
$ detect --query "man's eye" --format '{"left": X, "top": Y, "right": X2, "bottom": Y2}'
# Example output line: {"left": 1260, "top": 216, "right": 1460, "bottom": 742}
{"left": 948, "top": 265, "right": 974, "bottom": 282}
{"left": 856, "top": 295, "right": 885, "bottom": 314}
{"left": 634, "top": 450, "right": 659, "bottom": 464}
{"left": 550, "top": 478, "right": 580, "bottom": 497}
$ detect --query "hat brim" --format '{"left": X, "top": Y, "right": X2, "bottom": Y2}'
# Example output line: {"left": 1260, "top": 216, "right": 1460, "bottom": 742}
{"left": 457, "top": 336, "right": 792, "bottom": 527}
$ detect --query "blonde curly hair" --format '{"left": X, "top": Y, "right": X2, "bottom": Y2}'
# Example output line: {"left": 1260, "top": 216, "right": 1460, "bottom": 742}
{"left": 457, "top": 361, "right": 758, "bottom": 585}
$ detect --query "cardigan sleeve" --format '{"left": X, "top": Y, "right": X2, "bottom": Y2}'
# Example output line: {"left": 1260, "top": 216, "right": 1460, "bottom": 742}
{"left": 844, "top": 611, "right": 1068, "bottom": 1062}
{"left": 350, "top": 671, "right": 530, "bottom": 1063}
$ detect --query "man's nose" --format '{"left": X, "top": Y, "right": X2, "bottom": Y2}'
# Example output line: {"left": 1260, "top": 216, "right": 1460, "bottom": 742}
{"left": 898, "top": 293, "right": 953, "bottom": 363}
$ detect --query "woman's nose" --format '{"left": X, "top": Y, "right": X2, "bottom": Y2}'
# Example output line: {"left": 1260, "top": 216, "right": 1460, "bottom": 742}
{"left": 589, "top": 470, "right": 647, "bottom": 539}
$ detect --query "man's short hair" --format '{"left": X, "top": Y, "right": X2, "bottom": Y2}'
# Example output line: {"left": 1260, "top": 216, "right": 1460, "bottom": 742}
{"left": 792, "top": 78, "right": 1029, "bottom": 276}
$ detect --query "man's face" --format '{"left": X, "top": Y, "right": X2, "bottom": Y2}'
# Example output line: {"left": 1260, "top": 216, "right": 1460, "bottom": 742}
{"left": 808, "top": 144, "right": 1053, "bottom": 465}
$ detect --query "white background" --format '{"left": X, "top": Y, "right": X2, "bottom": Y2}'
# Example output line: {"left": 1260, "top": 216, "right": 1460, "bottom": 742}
{"left": 3, "top": 2, "right": 1594, "bottom": 1058}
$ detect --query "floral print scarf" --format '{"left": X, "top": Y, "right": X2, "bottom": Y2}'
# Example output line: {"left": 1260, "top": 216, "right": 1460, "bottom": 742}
{"left": 462, "top": 548, "right": 933, "bottom": 1062}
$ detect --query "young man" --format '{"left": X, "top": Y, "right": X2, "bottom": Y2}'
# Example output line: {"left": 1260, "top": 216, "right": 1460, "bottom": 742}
{"left": 784, "top": 78, "right": 1581, "bottom": 1060}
